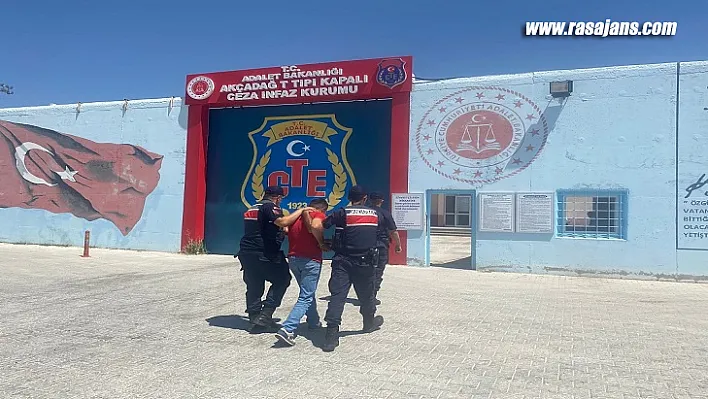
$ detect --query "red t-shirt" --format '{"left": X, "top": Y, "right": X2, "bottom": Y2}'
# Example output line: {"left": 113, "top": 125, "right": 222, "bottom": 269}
{"left": 287, "top": 210, "right": 326, "bottom": 262}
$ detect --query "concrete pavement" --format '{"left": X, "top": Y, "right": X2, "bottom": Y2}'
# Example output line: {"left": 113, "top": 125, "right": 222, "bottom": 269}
{"left": 1, "top": 242, "right": 707, "bottom": 399}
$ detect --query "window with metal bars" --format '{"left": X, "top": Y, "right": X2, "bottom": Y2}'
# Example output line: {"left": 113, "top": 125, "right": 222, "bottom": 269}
{"left": 555, "top": 190, "right": 628, "bottom": 239}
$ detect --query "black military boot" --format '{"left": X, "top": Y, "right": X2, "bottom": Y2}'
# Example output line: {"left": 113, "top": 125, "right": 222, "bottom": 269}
{"left": 322, "top": 325, "right": 340, "bottom": 352}
{"left": 253, "top": 307, "right": 276, "bottom": 328}
{"left": 362, "top": 314, "right": 384, "bottom": 333}
{"left": 248, "top": 312, "right": 265, "bottom": 333}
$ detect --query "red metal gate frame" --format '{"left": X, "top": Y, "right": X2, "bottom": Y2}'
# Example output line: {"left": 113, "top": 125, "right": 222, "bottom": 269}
{"left": 181, "top": 56, "right": 412, "bottom": 265}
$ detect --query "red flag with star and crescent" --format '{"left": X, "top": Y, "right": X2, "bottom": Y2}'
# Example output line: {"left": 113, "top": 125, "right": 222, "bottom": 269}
{"left": 0, "top": 120, "right": 164, "bottom": 235}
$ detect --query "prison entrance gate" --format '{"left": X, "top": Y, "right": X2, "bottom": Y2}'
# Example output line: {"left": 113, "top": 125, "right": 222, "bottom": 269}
{"left": 204, "top": 100, "right": 392, "bottom": 256}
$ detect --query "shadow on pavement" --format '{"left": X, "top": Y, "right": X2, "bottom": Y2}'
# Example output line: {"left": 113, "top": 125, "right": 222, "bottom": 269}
{"left": 206, "top": 315, "right": 362, "bottom": 350}
{"left": 208, "top": 301, "right": 383, "bottom": 349}
{"left": 205, "top": 314, "right": 281, "bottom": 335}
{"left": 319, "top": 295, "right": 361, "bottom": 306}
{"left": 431, "top": 256, "right": 473, "bottom": 270}
{"left": 206, "top": 314, "right": 252, "bottom": 332}
{"left": 267, "top": 323, "right": 372, "bottom": 349}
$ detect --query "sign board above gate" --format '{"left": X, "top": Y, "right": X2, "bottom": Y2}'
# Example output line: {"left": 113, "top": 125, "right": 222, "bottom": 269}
{"left": 184, "top": 56, "right": 413, "bottom": 107}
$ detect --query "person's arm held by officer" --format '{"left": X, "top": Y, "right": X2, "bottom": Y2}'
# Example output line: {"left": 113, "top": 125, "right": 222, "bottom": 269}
{"left": 310, "top": 215, "right": 330, "bottom": 252}
{"left": 273, "top": 207, "right": 315, "bottom": 228}
{"left": 302, "top": 209, "right": 314, "bottom": 232}
{"left": 303, "top": 207, "right": 331, "bottom": 252}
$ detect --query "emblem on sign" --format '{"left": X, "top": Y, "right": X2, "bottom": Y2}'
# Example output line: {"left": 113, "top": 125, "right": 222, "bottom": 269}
{"left": 414, "top": 86, "right": 549, "bottom": 184}
{"left": 186, "top": 76, "right": 215, "bottom": 100}
{"left": 376, "top": 58, "right": 407, "bottom": 89}
{"left": 241, "top": 115, "right": 357, "bottom": 212}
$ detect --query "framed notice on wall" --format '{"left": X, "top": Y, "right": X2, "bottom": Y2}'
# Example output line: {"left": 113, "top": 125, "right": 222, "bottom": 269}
{"left": 391, "top": 193, "right": 424, "bottom": 230}
{"left": 515, "top": 192, "right": 554, "bottom": 233}
{"left": 478, "top": 192, "right": 515, "bottom": 232}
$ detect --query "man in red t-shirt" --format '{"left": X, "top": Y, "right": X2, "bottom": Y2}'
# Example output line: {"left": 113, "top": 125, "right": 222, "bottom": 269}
{"left": 275, "top": 198, "right": 330, "bottom": 346}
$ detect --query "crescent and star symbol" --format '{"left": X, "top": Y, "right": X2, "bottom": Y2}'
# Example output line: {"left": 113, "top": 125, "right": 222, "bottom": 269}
{"left": 471, "top": 114, "right": 485, "bottom": 123}
{"left": 285, "top": 140, "right": 310, "bottom": 157}
{"left": 14, "top": 142, "right": 78, "bottom": 187}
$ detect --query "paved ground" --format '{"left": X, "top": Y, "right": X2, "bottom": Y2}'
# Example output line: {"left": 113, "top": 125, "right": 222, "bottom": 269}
{"left": 1, "top": 243, "right": 708, "bottom": 399}
{"left": 429, "top": 236, "right": 472, "bottom": 268}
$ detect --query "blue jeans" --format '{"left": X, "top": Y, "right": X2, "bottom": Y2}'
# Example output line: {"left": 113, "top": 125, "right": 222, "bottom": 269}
{"left": 281, "top": 256, "right": 322, "bottom": 332}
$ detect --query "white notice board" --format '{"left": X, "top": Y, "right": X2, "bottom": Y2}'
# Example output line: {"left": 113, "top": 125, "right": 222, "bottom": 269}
{"left": 478, "top": 192, "right": 515, "bottom": 232}
{"left": 515, "top": 192, "right": 554, "bottom": 233}
{"left": 391, "top": 193, "right": 424, "bottom": 230}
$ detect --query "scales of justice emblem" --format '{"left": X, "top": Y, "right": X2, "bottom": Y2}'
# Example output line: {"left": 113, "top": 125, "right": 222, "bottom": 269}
{"left": 241, "top": 114, "right": 357, "bottom": 214}
{"left": 415, "top": 86, "right": 549, "bottom": 184}
{"left": 456, "top": 113, "right": 502, "bottom": 154}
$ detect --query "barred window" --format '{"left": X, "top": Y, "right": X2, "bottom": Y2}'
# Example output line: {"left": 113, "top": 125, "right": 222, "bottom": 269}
{"left": 556, "top": 190, "right": 627, "bottom": 239}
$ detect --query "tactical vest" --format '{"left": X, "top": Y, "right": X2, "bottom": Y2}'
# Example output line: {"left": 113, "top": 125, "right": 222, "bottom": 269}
{"left": 239, "top": 200, "right": 283, "bottom": 254}
{"left": 332, "top": 205, "right": 379, "bottom": 257}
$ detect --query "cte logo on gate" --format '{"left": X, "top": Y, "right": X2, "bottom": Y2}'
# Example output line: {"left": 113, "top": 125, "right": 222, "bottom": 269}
{"left": 241, "top": 115, "right": 358, "bottom": 213}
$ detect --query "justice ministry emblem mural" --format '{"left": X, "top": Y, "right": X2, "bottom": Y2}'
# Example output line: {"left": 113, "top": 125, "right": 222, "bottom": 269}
{"left": 415, "top": 86, "right": 549, "bottom": 184}
{"left": 241, "top": 115, "right": 357, "bottom": 212}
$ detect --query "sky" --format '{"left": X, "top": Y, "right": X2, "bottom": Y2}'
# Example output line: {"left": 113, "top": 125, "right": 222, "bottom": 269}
{"left": 1, "top": 0, "right": 705, "bottom": 108}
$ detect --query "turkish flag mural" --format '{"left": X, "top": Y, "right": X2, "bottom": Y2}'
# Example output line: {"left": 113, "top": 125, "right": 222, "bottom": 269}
{"left": 0, "top": 120, "right": 164, "bottom": 236}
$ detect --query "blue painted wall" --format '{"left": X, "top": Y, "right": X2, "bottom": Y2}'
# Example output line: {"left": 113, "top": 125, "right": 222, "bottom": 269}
{"left": 409, "top": 61, "right": 708, "bottom": 279}
{"left": 2, "top": 60, "right": 705, "bottom": 278}
{"left": 0, "top": 98, "right": 187, "bottom": 251}
{"left": 676, "top": 61, "right": 708, "bottom": 277}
